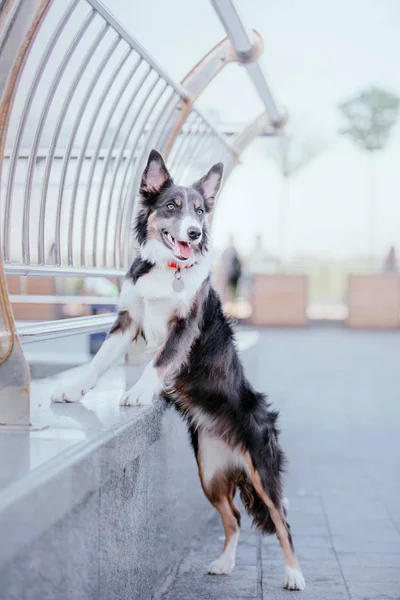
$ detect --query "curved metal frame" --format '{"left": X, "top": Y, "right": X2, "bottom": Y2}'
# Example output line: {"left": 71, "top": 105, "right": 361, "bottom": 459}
{"left": 0, "top": 0, "right": 283, "bottom": 425}
{"left": 162, "top": 32, "right": 263, "bottom": 158}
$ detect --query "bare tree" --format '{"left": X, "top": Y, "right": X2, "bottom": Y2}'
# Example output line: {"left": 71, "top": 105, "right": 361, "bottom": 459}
{"left": 338, "top": 86, "right": 399, "bottom": 258}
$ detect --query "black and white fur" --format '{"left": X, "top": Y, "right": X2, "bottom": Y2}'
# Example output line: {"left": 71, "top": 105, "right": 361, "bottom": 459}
{"left": 52, "top": 150, "right": 305, "bottom": 591}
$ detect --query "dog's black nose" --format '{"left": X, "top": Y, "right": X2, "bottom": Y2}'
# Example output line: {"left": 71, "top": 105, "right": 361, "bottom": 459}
{"left": 188, "top": 226, "right": 201, "bottom": 241}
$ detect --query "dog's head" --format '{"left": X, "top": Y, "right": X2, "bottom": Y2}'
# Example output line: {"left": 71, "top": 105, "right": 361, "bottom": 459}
{"left": 135, "top": 149, "right": 223, "bottom": 264}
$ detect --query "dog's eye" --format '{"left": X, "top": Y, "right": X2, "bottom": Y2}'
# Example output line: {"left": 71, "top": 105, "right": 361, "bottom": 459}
{"left": 167, "top": 203, "right": 175, "bottom": 210}
{"left": 197, "top": 208, "right": 204, "bottom": 215}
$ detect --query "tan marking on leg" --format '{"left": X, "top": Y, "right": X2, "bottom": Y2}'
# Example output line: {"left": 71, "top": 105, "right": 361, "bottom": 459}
{"left": 215, "top": 495, "right": 239, "bottom": 553}
{"left": 227, "top": 491, "right": 240, "bottom": 528}
{"left": 244, "top": 453, "right": 299, "bottom": 571}
{"left": 197, "top": 452, "right": 210, "bottom": 499}
{"left": 197, "top": 454, "right": 240, "bottom": 574}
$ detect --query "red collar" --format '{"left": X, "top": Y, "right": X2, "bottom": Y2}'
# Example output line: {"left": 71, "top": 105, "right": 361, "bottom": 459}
{"left": 167, "top": 261, "right": 192, "bottom": 270}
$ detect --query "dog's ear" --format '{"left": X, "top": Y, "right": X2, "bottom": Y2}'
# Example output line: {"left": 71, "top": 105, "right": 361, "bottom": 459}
{"left": 140, "top": 149, "right": 172, "bottom": 198}
{"left": 193, "top": 162, "right": 224, "bottom": 211}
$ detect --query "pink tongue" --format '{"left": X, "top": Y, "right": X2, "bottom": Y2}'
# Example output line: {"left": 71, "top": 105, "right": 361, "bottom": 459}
{"left": 174, "top": 240, "right": 193, "bottom": 259}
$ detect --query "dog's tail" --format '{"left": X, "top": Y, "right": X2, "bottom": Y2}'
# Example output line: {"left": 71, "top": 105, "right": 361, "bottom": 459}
{"left": 237, "top": 475, "right": 277, "bottom": 534}
{"left": 237, "top": 395, "right": 287, "bottom": 535}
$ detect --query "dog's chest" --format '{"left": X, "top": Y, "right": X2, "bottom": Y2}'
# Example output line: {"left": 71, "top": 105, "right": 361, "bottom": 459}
{"left": 136, "top": 267, "right": 202, "bottom": 349}
{"left": 137, "top": 267, "right": 199, "bottom": 302}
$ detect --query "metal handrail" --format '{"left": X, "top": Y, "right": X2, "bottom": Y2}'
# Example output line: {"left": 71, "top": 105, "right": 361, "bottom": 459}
{"left": 11, "top": 295, "right": 118, "bottom": 304}
{"left": 17, "top": 313, "right": 116, "bottom": 343}
{"left": 4, "top": 264, "right": 125, "bottom": 277}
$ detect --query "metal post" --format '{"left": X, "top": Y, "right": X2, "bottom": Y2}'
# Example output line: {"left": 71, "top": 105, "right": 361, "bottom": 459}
{"left": 0, "top": 245, "right": 30, "bottom": 426}
{"left": 0, "top": 0, "right": 53, "bottom": 426}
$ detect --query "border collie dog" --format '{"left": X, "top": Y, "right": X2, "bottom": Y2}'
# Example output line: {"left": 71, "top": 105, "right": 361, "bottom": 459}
{"left": 52, "top": 150, "right": 305, "bottom": 591}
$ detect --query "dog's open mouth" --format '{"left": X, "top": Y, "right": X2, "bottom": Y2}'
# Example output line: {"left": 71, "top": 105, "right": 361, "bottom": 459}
{"left": 162, "top": 231, "right": 193, "bottom": 260}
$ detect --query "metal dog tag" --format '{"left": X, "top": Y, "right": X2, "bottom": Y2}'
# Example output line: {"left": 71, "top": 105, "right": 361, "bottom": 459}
{"left": 172, "top": 270, "right": 184, "bottom": 292}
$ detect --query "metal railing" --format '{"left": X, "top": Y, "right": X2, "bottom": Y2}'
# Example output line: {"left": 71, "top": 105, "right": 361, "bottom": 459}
{"left": 0, "top": 0, "right": 283, "bottom": 425}
{"left": 1, "top": 0, "right": 236, "bottom": 274}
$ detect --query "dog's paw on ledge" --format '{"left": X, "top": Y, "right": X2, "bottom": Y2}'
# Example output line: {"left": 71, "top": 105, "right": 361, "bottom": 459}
{"left": 51, "top": 385, "right": 88, "bottom": 403}
{"left": 119, "top": 383, "right": 154, "bottom": 407}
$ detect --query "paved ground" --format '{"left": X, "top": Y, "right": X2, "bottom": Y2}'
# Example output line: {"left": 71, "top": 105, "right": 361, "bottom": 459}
{"left": 157, "top": 326, "right": 400, "bottom": 600}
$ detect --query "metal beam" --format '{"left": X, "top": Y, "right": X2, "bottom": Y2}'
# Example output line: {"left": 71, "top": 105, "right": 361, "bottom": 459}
{"left": 223, "top": 111, "right": 282, "bottom": 181}
{"left": 210, "top": 0, "right": 283, "bottom": 127}
{"left": 18, "top": 314, "right": 115, "bottom": 343}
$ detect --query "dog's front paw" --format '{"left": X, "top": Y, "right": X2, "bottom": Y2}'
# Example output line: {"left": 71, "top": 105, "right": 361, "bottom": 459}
{"left": 284, "top": 567, "right": 305, "bottom": 591}
{"left": 119, "top": 383, "right": 154, "bottom": 407}
{"left": 208, "top": 557, "right": 235, "bottom": 575}
{"left": 51, "top": 383, "right": 91, "bottom": 403}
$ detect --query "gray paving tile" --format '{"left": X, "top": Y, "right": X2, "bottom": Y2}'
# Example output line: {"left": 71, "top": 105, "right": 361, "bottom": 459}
{"left": 169, "top": 567, "right": 258, "bottom": 599}
{"left": 346, "top": 581, "right": 400, "bottom": 599}
{"left": 331, "top": 529, "right": 400, "bottom": 542}
{"left": 292, "top": 535, "right": 333, "bottom": 549}
{"left": 262, "top": 580, "right": 349, "bottom": 600}
{"left": 170, "top": 591, "right": 256, "bottom": 600}
{"left": 333, "top": 539, "right": 400, "bottom": 554}
{"left": 337, "top": 553, "right": 400, "bottom": 569}
{"left": 341, "top": 567, "right": 400, "bottom": 583}
{"left": 263, "top": 545, "right": 338, "bottom": 563}
{"left": 290, "top": 524, "right": 331, "bottom": 537}
{"left": 327, "top": 518, "right": 396, "bottom": 532}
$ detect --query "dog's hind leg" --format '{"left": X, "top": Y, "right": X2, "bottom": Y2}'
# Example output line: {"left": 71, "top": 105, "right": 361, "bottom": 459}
{"left": 193, "top": 431, "right": 242, "bottom": 575}
{"left": 207, "top": 493, "right": 240, "bottom": 575}
{"left": 245, "top": 456, "right": 305, "bottom": 591}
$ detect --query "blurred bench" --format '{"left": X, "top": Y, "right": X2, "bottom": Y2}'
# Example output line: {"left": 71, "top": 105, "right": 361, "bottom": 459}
{"left": 250, "top": 274, "right": 308, "bottom": 326}
{"left": 347, "top": 274, "right": 400, "bottom": 328}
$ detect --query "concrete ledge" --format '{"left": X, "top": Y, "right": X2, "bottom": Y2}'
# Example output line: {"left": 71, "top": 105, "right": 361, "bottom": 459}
{"left": 0, "top": 377, "right": 207, "bottom": 600}
{"left": 0, "top": 329, "right": 260, "bottom": 600}
{"left": 0, "top": 398, "right": 164, "bottom": 564}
